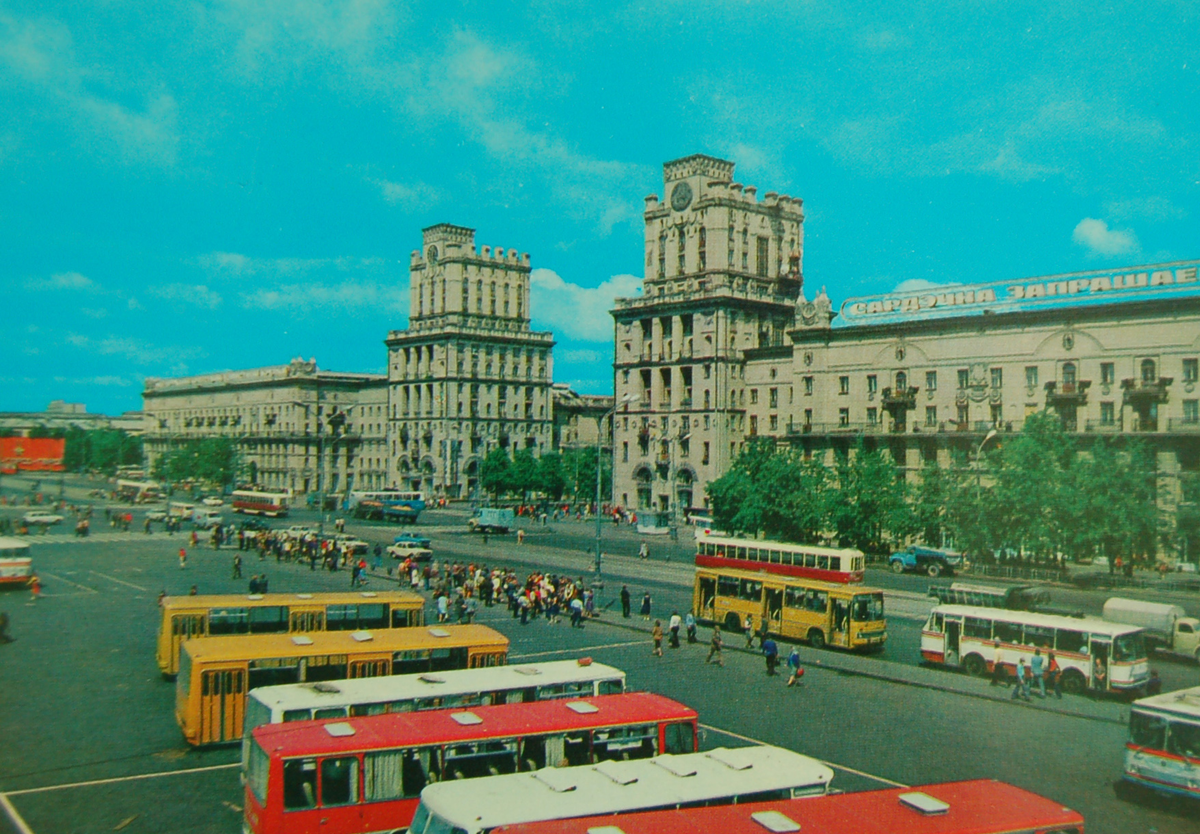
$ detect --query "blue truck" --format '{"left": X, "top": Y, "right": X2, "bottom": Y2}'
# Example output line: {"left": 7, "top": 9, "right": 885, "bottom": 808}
{"left": 889, "top": 545, "right": 968, "bottom": 578}
{"left": 467, "top": 507, "right": 515, "bottom": 534}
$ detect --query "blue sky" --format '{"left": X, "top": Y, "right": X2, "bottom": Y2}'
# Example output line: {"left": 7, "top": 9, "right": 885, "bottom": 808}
{"left": 2, "top": 1, "right": 1197, "bottom": 416}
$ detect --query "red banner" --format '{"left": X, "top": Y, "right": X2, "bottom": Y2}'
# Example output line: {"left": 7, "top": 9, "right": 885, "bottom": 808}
{"left": 0, "top": 437, "right": 66, "bottom": 473}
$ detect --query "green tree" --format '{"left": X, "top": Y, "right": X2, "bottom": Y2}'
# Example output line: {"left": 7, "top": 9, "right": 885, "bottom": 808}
{"left": 151, "top": 438, "right": 238, "bottom": 488}
{"left": 536, "top": 452, "right": 567, "bottom": 500}
{"left": 480, "top": 448, "right": 512, "bottom": 499}
{"left": 510, "top": 449, "right": 541, "bottom": 499}
{"left": 563, "top": 447, "right": 610, "bottom": 505}
{"left": 827, "top": 439, "right": 911, "bottom": 552}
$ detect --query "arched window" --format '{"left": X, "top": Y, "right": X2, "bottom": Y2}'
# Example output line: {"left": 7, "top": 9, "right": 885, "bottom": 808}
{"left": 1141, "top": 358, "right": 1157, "bottom": 383}
{"left": 476, "top": 280, "right": 483, "bottom": 312}
{"left": 895, "top": 371, "right": 908, "bottom": 391}
{"left": 1062, "top": 363, "right": 1077, "bottom": 386}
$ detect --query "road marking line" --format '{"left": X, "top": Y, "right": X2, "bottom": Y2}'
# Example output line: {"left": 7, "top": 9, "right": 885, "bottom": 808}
{"left": 88, "top": 571, "right": 150, "bottom": 591}
{"left": 38, "top": 572, "right": 98, "bottom": 594}
{"left": 512, "top": 640, "right": 645, "bottom": 659}
{"left": 4, "top": 762, "right": 241, "bottom": 797}
{"left": 0, "top": 792, "right": 36, "bottom": 834}
{"left": 699, "top": 723, "right": 908, "bottom": 789}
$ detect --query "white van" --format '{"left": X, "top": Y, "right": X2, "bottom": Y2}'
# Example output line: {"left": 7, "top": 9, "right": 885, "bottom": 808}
{"left": 191, "top": 508, "right": 223, "bottom": 528}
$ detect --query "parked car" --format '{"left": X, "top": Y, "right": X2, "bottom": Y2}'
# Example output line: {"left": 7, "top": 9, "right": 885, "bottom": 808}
{"left": 331, "top": 534, "right": 370, "bottom": 555}
{"left": 393, "top": 532, "right": 432, "bottom": 549}
{"left": 202, "top": 496, "right": 224, "bottom": 507}
{"left": 889, "top": 545, "right": 968, "bottom": 578}
{"left": 387, "top": 543, "right": 433, "bottom": 562}
{"left": 283, "top": 525, "right": 318, "bottom": 538}
{"left": 145, "top": 510, "right": 168, "bottom": 522}
{"left": 191, "top": 509, "right": 223, "bottom": 529}
{"left": 22, "top": 512, "right": 65, "bottom": 526}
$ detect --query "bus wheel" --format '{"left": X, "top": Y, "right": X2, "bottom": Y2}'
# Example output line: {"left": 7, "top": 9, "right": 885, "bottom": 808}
{"left": 926, "top": 563, "right": 942, "bottom": 578}
{"left": 1061, "top": 669, "right": 1086, "bottom": 696}
{"left": 890, "top": 560, "right": 905, "bottom": 574}
{"left": 724, "top": 613, "right": 742, "bottom": 633}
{"left": 963, "top": 654, "right": 986, "bottom": 677}
{"left": 808, "top": 629, "right": 826, "bottom": 650}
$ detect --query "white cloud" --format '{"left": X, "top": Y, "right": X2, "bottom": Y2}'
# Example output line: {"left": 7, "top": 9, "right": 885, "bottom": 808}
{"left": 1072, "top": 218, "right": 1139, "bottom": 257}
{"left": 240, "top": 280, "right": 408, "bottom": 315}
{"left": 530, "top": 268, "right": 641, "bottom": 343}
{"left": 65, "top": 334, "right": 205, "bottom": 366}
{"left": 127, "top": 297, "right": 143, "bottom": 310}
{"left": 149, "top": 283, "right": 223, "bottom": 309}
{"left": 561, "top": 349, "right": 602, "bottom": 363}
{"left": 24, "top": 271, "right": 96, "bottom": 291}
{"left": 370, "top": 178, "right": 442, "bottom": 208}
{"left": 199, "top": 251, "right": 389, "bottom": 278}
{"left": 80, "top": 307, "right": 108, "bottom": 319}
{"left": 0, "top": 11, "right": 179, "bottom": 164}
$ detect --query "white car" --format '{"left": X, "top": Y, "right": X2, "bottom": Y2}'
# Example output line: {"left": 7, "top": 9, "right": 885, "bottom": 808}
{"left": 23, "top": 512, "right": 65, "bottom": 526}
{"left": 387, "top": 543, "right": 433, "bottom": 562}
{"left": 202, "top": 496, "right": 225, "bottom": 507}
{"left": 332, "top": 534, "right": 370, "bottom": 555}
{"left": 145, "top": 510, "right": 167, "bottom": 522}
{"left": 284, "top": 525, "right": 317, "bottom": 538}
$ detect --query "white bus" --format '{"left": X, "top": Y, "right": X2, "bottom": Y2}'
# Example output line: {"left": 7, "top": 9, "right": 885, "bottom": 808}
{"left": 168, "top": 501, "right": 196, "bottom": 521}
{"left": 0, "top": 537, "right": 32, "bottom": 587}
{"left": 1124, "top": 685, "right": 1200, "bottom": 799}
{"left": 409, "top": 746, "right": 834, "bottom": 834}
{"left": 116, "top": 479, "right": 162, "bottom": 503}
{"left": 921, "top": 604, "right": 1149, "bottom": 694}
{"left": 231, "top": 489, "right": 291, "bottom": 517}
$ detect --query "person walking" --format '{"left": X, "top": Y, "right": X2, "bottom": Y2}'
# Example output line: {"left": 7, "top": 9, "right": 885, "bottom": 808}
{"left": 28, "top": 574, "right": 41, "bottom": 600}
{"left": 0, "top": 611, "right": 13, "bottom": 644}
{"left": 638, "top": 542, "right": 649, "bottom": 560}
{"left": 1011, "top": 658, "right": 1032, "bottom": 701}
{"left": 685, "top": 611, "right": 697, "bottom": 643}
{"left": 1029, "top": 649, "right": 1047, "bottom": 699}
{"left": 640, "top": 592, "right": 652, "bottom": 621}
{"left": 231, "top": 553, "right": 242, "bottom": 579}
{"left": 705, "top": 626, "right": 724, "bottom": 666}
{"left": 668, "top": 611, "right": 682, "bottom": 648}
{"left": 620, "top": 586, "right": 632, "bottom": 618}
{"left": 1046, "top": 651, "right": 1063, "bottom": 699}
{"left": 786, "top": 647, "right": 804, "bottom": 686}
{"left": 744, "top": 614, "right": 755, "bottom": 648}
{"left": 762, "top": 636, "right": 779, "bottom": 676}
{"left": 990, "top": 641, "right": 1006, "bottom": 687}
{"left": 178, "top": 547, "right": 187, "bottom": 570}
{"left": 651, "top": 620, "right": 664, "bottom": 657}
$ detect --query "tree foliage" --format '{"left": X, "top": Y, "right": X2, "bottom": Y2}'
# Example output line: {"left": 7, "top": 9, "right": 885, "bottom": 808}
{"left": 151, "top": 439, "right": 239, "bottom": 487}
{"left": 62, "top": 428, "right": 143, "bottom": 475}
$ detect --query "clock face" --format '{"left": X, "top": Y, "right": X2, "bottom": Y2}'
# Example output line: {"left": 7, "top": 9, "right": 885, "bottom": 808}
{"left": 670, "top": 181, "right": 693, "bottom": 211}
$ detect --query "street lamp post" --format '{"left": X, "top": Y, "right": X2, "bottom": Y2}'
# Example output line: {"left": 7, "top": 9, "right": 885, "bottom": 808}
{"left": 975, "top": 428, "right": 999, "bottom": 490}
{"left": 594, "top": 394, "right": 633, "bottom": 583}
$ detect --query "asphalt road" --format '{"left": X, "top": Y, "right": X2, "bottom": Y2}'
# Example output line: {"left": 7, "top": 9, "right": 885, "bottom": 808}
{"left": 1, "top": 478, "right": 1198, "bottom": 833}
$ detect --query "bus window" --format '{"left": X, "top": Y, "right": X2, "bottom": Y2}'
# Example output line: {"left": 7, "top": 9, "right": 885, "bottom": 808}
{"left": 314, "top": 708, "right": 346, "bottom": 720}
{"left": 931, "top": 613, "right": 943, "bottom": 632}
{"left": 805, "top": 553, "right": 817, "bottom": 568}
{"left": 209, "top": 608, "right": 250, "bottom": 635}
{"left": 249, "top": 659, "right": 301, "bottom": 689}
{"left": 392, "top": 608, "right": 418, "bottom": 628}
{"left": 715, "top": 544, "right": 727, "bottom": 558}
{"left": 784, "top": 588, "right": 806, "bottom": 609}
{"left": 430, "top": 647, "right": 469, "bottom": 672}
{"left": 358, "top": 604, "right": 388, "bottom": 630}
{"left": 738, "top": 580, "right": 763, "bottom": 602}
{"left": 249, "top": 606, "right": 288, "bottom": 634}
{"left": 963, "top": 617, "right": 991, "bottom": 639}
{"left": 745, "top": 548, "right": 757, "bottom": 562}
{"left": 805, "top": 590, "right": 827, "bottom": 613}
{"left": 816, "top": 555, "right": 829, "bottom": 570}
{"left": 563, "top": 732, "right": 590, "bottom": 766}
{"left": 1056, "top": 629, "right": 1087, "bottom": 653}
{"left": 444, "top": 740, "right": 519, "bottom": 778}
{"left": 305, "top": 655, "right": 349, "bottom": 683}
{"left": 664, "top": 722, "right": 695, "bottom": 754}
{"left": 850, "top": 594, "right": 883, "bottom": 621}
{"left": 735, "top": 547, "right": 747, "bottom": 560}
{"left": 1113, "top": 631, "right": 1146, "bottom": 662}
{"left": 350, "top": 702, "right": 390, "bottom": 717}
{"left": 283, "top": 709, "right": 313, "bottom": 722}
{"left": 993, "top": 621, "right": 1022, "bottom": 644}
{"left": 283, "top": 758, "right": 318, "bottom": 809}
{"left": 320, "top": 756, "right": 358, "bottom": 806}
{"left": 1167, "top": 721, "right": 1200, "bottom": 758}
{"left": 1024, "top": 625, "right": 1054, "bottom": 648}
{"left": 739, "top": 789, "right": 791, "bottom": 803}
{"left": 593, "top": 724, "right": 657, "bottom": 761}
{"left": 717, "top": 576, "right": 739, "bottom": 598}
{"left": 364, "top": 749, "right": 424, "bottom": 800}
{"left": 1129, "top": 712, "right": 1167, "bottom": 748}
{"left": 830, "top": 557, "right": 841, "bottom": 572}
{"left": 326, "top": 605, "right": 358, "bottom": 631}
{"left": 598, "top": 678, "right": 624, "bottom": 695}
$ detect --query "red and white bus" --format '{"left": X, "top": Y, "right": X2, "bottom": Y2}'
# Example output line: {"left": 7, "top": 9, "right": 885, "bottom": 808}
{"left": 1124, "top": 684, "right": 1200, "bottom": 799}
{"left": 488, "top": 779, "right": 1084, "bottom": 834}
{"left": 696, "top": 533, "right": 866, "bottom": 584}
{"left": 921, "top": 604, "right": 1149, "bottom": 694}
{"left": 232, "top": 489, "right": 291, "bottom": 517}
{"left": 0, "top": 537, "right": 32, "bottom": 587}
{"left": 243, "top": 692, "right": 699, "bottom": 834}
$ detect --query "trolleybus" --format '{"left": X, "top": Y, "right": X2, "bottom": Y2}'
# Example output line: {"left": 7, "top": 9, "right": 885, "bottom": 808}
{"left": 349, "top": 490, "right": 426, "bottom": 522}
{"left": 243, "top": 692, "right": 699, "bottom": 834}
{"left": 1123, "top": 684, "right": 1200, "bottom": 799}
{"left": 408, "top": 746, "right": 834, "bottom": 834}
{"left": 115, "top": 479, "right": 162, "bottom": 503}
{"left": 177, "top": 625, "right": 508, "bottom": 746}
{"left": 921, "top": 604, "right": 1149, "bottom": 694}
{"left": 232, "top": 489, "right": 292, "bottom": 517}
{"left": 488, "top": 779, "right": 1085, "bottom": 834}
{"left": 693, "top": 565, "right": 886, "bottom": 651}
{"left": 696, "top": 533, "right": 865, "bottom": 583}
{"left": 0, "top": 537, "right": 32, "bottom": 587}
{"left": 157, "top": 591, "right": 427, "bottom": 677}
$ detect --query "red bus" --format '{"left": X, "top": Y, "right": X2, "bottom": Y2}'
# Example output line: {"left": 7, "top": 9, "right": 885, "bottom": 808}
{"left": 488, "top": 779, "right": 1084, "bottom": 834}
{"left": 696, "top": 533, "right": 866, "bottom": 584}
{"left": 232, "top": 489, "right": 291, "bottom": 517}
{"left": 243, "top": 692, "right": 699, "bottom": 834}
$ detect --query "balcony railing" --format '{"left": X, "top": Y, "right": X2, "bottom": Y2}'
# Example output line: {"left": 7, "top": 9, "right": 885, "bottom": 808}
{"left": 881, "top": 386, "right": 919, "bottom": 410}
{"left": 1044, "top": 379, "right": 1091, "bottom": 404}
{"left": 1122, "top": 377, "right": 1173, "bottom": 402}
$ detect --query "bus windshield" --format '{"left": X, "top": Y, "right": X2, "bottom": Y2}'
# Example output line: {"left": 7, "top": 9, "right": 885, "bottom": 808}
{"left": 851, "top": 594, "right": 884, "bottom": 622}
{"left": 1112, "top": 631, "right": 1146, "bottom": 662}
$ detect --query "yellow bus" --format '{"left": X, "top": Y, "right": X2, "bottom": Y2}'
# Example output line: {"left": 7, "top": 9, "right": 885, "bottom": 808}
{"left": 176, "top": 624, "right": 509, "bottom": 746}
{"left": 156, "top": 591, "right": 427, "bottom": 677}
{"left": 692, "top": 566, "right": 887, "bottom": 652}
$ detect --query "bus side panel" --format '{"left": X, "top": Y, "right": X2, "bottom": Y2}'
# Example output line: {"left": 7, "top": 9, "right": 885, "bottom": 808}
{"left": 198, "top": 668, "right": 246, "bottom": 745}
{"left": 362, "top": 797, "right": 419, "bottom": 834}
{"left": 920, "top": 629, "right": 946, "bottom": 664}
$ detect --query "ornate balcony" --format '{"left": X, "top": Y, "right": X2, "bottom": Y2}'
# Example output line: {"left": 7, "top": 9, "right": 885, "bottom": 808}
{"left": 881, "top": 386, "right": 919, "bottom": 411}
{"left": 1044, "top": 379, "right": 1091, "bottom": 405}
{"left": 1122, "top": 377, "right": 1173, "bottom": 404}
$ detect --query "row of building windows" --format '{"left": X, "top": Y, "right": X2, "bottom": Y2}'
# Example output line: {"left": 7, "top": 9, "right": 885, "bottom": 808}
{"left": 415, "top": 276, "right": 526, "bottom": 319}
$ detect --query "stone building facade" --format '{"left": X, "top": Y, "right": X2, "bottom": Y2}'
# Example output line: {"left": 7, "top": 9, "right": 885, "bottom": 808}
{"left": 611, "top": 154, "right": 805, "bottom": 514}
{"left": 385, "top": 224, "right": 555, "bottom": 498}
{"left": 551, "top": 384, "right": 613, "bottom": 452}
{"left": 142, "top": 359, "right": 389, "bottom": 495}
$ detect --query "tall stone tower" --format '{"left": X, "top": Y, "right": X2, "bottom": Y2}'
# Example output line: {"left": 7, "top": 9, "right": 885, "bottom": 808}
{"left": 386, "top": 224, "right": 555, "bottom": 498}
{"left": 610, "top": 155, "right": 805, "bottom": 515}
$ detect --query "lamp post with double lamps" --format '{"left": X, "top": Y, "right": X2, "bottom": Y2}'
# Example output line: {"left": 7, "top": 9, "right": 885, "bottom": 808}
{"left": 594, "top": 394, "right": 634, "bottom": 583}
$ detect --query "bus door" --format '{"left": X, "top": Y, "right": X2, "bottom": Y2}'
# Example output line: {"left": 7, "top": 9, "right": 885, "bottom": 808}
{"left": 697, "top": 576, "right": 717, "bottom": 621}
{"left": 170, "top": 614, "right": 206, "bottom": 674}
{"left": 290, "top": 607, "right": 324, "bottom": 632}
{"left": 831, "top": 598, "right": 850, "bottom": 648}
{"left": 349, "top": 657, "right": 390, "bottom": 678}
{"left": 199, "top": 667, "right": 245, "bottom": 744}
{"left": 1090, "top": 638, "right": 1111, "bottom": 691}
{"left": 765, "top": 588, "right": 784, "bottom": 634}
{"left": 944, "top": 618, "right": 961, "bottom": 666}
